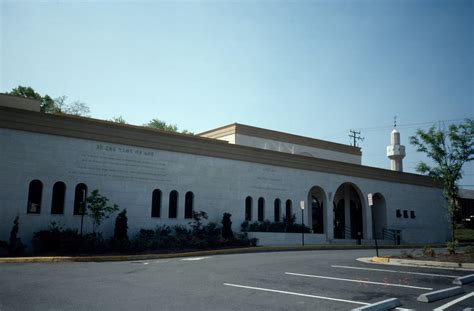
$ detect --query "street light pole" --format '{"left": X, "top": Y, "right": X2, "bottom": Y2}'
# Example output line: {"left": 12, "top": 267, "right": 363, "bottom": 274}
{"left": 300, "top": 201, "right": 305, "bottom": 246}
{"left": 368, "top": 193, "right": 379, "bottom": 257}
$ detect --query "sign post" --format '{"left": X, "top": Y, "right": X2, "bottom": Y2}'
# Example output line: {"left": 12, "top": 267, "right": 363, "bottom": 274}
{"left": 300, "top": 201, "right": 305, "bottom": 246}
{"left": 368, "top": 193, "right": 379, "bottom": 257}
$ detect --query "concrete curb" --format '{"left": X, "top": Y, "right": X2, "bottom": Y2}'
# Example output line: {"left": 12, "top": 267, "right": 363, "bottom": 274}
{"left": 371, "top": 256, "right": 390, "bottom": 263}
{"left": 0, "top": 244, "right": 413, "bottom": 263}
{"left": 352, "top": 298, "right": 401, "bottom": 311}
{"left": 417, "top": 286, "right": 464, "bottom": 303}
{"left": 453, "top": 274, "right": 474, "bottom": 285}
{"left": 358, "top": 257, "right": 474, "bottom": 271}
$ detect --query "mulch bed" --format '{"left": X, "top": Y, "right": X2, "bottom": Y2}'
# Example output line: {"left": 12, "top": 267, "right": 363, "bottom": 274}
{"left": 397, "top": 251, "right": 474, "bottom": 263}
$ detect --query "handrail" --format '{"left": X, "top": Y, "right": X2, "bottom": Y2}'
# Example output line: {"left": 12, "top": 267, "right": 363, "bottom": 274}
{"left": 382, "top": 228, "right": 400, "bottom": 245}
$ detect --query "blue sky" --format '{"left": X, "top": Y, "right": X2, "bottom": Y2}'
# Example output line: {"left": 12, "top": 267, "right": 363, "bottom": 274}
{"left": 1, "top": 0, "right": 473, "bottom": 187}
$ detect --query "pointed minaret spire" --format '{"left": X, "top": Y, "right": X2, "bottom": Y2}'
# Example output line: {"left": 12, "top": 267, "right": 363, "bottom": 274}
{"left": 387, "top": 117, "right": 406, "bottom": 172}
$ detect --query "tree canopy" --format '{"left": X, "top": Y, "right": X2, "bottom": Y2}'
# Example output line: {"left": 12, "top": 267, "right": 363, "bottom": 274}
{"left": 409, "top": 119, "right": 474, "bottom": 242}
{"left": 7, "top": 85, "right": 90, "bottom": 116}
{"left": 144, "top": 118, "right": 193, "bottom": 134}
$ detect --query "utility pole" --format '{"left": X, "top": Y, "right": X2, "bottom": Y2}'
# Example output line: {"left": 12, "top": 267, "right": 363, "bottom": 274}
{"left": 349, "top": 130, "right": 364, "bottom": 147}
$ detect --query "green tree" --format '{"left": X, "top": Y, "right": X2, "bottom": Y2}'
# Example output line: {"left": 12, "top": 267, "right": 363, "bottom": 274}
{"left": 8, "top": 216, "right": 25, "bottom": 256}
{"left": 114, "top": 209, "right": 128, "bottom": 240}
{"left": 7, "top": 86, "right": 90, "bottom": 116}
{"left": 8, "top": 86, "right": 56, "bottom": 113}
{"left": 54, "top": 95, "right": 90, "bottom": 116}
{"left": 110, "top": 116, "right": 127, "bottom": 124}
{"left": 409, "top": 119, "right": 474, "bottom": 245}
{"left": 222, "top": 213, "right": 233, "bottom": 239}
{"left": 144, "top": 118, "right": 193, "bottom": 134}
{"left": 84, "top": 190, "right": 119, "bottom": 233}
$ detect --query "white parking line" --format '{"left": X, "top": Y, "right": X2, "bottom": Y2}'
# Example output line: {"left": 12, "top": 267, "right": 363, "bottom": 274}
{"left": 285, "top": 272, "right": 433, "bottom": 290}
{"left": 331, "top": 265, "right": 458, "bottom": 278}
{"left": 223, "top": 283, "right": 369, "bottom": 306}
{"left": 433, "top": 291, "right": 474, "bottom": 310}
{"left": 181, "top": 256, "right": 210, "bottom": 261}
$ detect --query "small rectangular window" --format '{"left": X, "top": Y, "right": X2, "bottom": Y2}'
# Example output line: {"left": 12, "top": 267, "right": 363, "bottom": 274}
{"left": 396, "top": 210, "right": 401, "bottom": 218}
{"left": 410, "top": 211, "right": 416, "bottom": 219}
{"left": 403, "top": 210, "right": 408, "bottom": 218}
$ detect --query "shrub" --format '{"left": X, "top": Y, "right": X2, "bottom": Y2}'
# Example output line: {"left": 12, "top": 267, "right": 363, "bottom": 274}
{"left": 422, "top": 245, "right": 436, "bottom": 257}
{"left": 84, "top": 189, "right": 119, "bottom": 233}
{"left": 222, "top": 213, "right": 233, "bottom": 239}
{"left": 8, "top": 216, "right": 25, "bottom": 256}
{"left": 241, "top": 214, "right": 310, "bottom": 233}
{"left": 114, "top": 209, "right": 128, "bottom": 240}
{"left": 32, "top": 223, "right": 110, "bottom": 255}
{"left": 447, "top": 240, "right": 459, "bottom": 255}
{"left": 32, "top": 222, "right": 63, "bottom": 253}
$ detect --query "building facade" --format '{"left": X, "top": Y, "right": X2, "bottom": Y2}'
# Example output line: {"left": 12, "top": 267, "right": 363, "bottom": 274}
{"left": 0, "top": 95, "right": 450, "bottom": 246}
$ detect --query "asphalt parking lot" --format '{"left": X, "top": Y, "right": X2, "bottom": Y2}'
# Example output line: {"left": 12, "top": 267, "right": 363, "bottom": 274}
{"left": 0, "top": 249, "right": 473, "bottom": 310}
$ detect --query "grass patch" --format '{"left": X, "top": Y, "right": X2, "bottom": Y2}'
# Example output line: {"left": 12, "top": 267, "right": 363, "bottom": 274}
{"left": 455, "top": 228, "right": 474, "bottom": 241}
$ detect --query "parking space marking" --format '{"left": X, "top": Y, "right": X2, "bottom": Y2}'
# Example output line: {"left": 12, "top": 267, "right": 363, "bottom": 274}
{"left": 223, "top": 283, "right": 369, "bottom": 306}
{"left": 433, "top": 291, "right": 474, "bottom": 310}
{"left": 285, "top": 272, "right": 433, "bottom": 290}
{"left": 181, "top": 256, "right": 210, "bottom": 261}
{"left": 332, "top": 265, "right": 458, "bottom": 278}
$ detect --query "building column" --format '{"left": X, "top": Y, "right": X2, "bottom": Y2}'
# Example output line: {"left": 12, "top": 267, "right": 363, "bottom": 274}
{"left": 326, "top": 193, "right": 334, "bottom": 240}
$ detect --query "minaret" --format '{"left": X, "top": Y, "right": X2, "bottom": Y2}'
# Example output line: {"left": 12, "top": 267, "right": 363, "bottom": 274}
{"left": 386, "top": 117, "right": 406, "bottom": 172}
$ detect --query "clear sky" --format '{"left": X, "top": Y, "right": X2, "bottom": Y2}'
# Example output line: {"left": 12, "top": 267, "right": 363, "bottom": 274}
{"left": 1, "top": 0, "right": 473, "bottom": 187}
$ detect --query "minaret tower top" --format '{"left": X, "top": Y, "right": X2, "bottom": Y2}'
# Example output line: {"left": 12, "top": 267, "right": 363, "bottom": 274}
{"left": 386, "top": 116, "right": 406, "bottom": 172}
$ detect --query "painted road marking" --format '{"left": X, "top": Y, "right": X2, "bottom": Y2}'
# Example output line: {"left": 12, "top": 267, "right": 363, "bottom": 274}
{"left": 223, "top": 283, "right": 369, "bottom": 306}
{"left": 332, "top": 265, "right": 458, "bottom": 278}
{"left": 433, "top": 291, "right": 474, "bottom": 310}
{"left": 285, "top": 272, "right": 433, "bottom": 290}
{"left": 181, "top": 257, "right": 210, "bottom": 261}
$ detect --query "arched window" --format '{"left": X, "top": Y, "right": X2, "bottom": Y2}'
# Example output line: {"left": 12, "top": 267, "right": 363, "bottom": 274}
{"left": 151, "top": 189, "right": 162, "bottom": 218}
{"left": 185, "top": 191, "right": 194, "bottom": 219}
{"left": 274, "top": 199, "right": 281, "bottom": 222}
{"left": 51, "top": 181, "right": 66, "bottom": 214}
{"left": 245, "top": 196, "right": 252, "bottom": 221}
{"left": 169, "top": 190, "right": 178, "bottom": 218}
{"left": 258, "top": 197, "right": 265, "bottom": 222}
{"left": 285, "top": 199, "right": 292, "bottom": 221}
{"left": 27, "top": 179, "right": 43, "bottom": 214}
{"left": 73, "top": 183, "right": 87, "bottom": 215}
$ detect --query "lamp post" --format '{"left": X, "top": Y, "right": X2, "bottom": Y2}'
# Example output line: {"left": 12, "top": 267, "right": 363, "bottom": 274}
{"left": 300, "top": 201, "right": 305, "bottom": 246}
{"left": 368, "top": 193, "right": 379, "bottom": 257}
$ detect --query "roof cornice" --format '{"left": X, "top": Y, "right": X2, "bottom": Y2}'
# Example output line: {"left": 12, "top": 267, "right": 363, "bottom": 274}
{"left": 0, "top": 106, "right": 440, "bottom": 188}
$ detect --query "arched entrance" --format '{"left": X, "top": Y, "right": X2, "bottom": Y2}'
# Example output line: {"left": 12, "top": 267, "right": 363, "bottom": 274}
{"left": 372, "top": 193, "right": 387, "bottom": 239}
{"left": 308, "top": 186, "right": 326, "bottom": 234}
{"left": 333, "top": 183, "right": 364, "bottom": 239}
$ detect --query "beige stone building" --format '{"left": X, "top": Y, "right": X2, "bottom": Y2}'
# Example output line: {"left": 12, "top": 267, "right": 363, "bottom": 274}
{"left": 0, "top": 94, "right": 449, "bottom": 246}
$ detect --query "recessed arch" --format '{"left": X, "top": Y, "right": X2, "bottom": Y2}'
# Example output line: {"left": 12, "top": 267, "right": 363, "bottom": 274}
{"left": 27, "top": 179, "right": 43, "bottom": 214}
{"left": 51, "top": 181, "right": 66, "bottom": 214}
{"left": 151, "top": 189, "right": 162, "bottom": 218}
{"left": 285, "top": 199, "right": 292, "bottom": 221}
{"left": 308, "top": 186, "right": 326, "bottom": 234}
{"left": 258, "top": 197, "right": 265, "bottom": 222}
{"left": 245, "top": 196, "right": 252, "bottom": 221}
{"left": 184, "top": 191, "right": 194, "bottom": 219}
{"left": 169, "top": 190, "right": 178, "bottom": 218}
{"left": 73, "top": 183, "right": 87, "bottom": 215}
{"left": 274, "top": 198, "right": 281, "bottom": 222}
{"left": 333, "top": 182, "right": 364, "bottom": 239}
